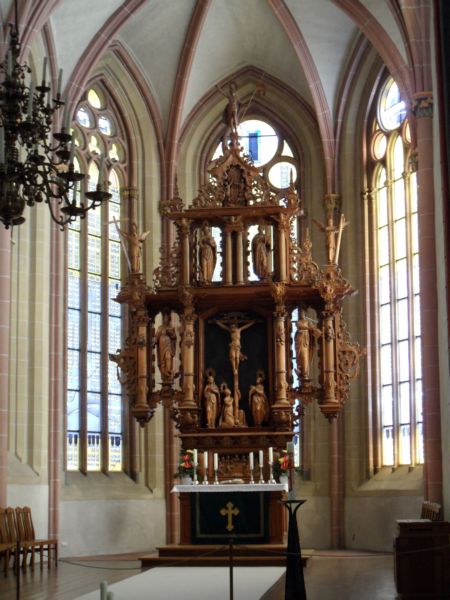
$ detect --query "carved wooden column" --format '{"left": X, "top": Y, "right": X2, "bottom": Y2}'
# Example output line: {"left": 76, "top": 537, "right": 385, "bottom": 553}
{"left": 135, "top": 305, "right": 150, "bottom": 414}
{"left": 224, "top": 223, "right": 233, "bottom": 285}
{"left": 235, "top": 218, "right": 244, "bottom": 284}
{"left": 322, "top": 314, "right": 336, "bottom": 405}
{"left": 277, "top": 215, "right": 289, "bottom": 282}
{"left": 412, "top": 91, "right": 442, "bottom": 503}
{"left": 270, "top": 284, "right": 291, "bottom": 430}
{"left": 178, "top": 219, "right": 191, "bottom": 286}
{"left": 178, "top": 288, "right": 199, "bottom": 429}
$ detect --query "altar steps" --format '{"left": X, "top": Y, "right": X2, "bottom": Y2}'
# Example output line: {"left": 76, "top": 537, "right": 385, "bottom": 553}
{"left": 140, "top": 544, "right": 311, "bottom": 568}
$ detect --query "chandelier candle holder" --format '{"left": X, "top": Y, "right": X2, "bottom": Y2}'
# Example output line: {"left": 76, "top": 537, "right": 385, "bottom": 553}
{"left": 213, "top": 452, "right": 219, "bottom": 485}
{"left": 249, "top": 452, "right": 255, "bottom": 484}
{"left": 258, "top": 450, "right": 265, "bottom": 484}
{"left": 0, "top": 14, "right": 110, "bottom": 229}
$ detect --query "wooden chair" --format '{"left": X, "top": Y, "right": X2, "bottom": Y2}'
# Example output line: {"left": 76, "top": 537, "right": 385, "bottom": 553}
{"left": 20, "top": 506, "right": 58, "bottom": 568}
{"left": 0, "top": 507, "right": 21, "bottom": 572}
{"left": 420, "top": 500, "right": 442, "bottom": 521}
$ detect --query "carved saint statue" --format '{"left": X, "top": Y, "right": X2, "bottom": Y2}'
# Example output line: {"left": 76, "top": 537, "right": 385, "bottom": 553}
{"left": 219, "top": 383, "right": 235, "bottom": 427}
{"left": 225, "top": 165, "right": 245, "bottom": 206}
{"left": 251, "top": 225, "right": 271, "bottom": 279}
{"left": 215, "top": 318, "right": 256, "bottom": 375}
{"left": 116, "top": 221, "right": 150, "bottom": 273}
{"left": 154, "top": 311, "right": 177, "bottom": 379}
{"left": 249, "top": 371, "right": 269, "bottom": 426}
{"left": 199, "top": 222, "right": 217, "bottom": 283}
{"left": 295, "top": 309, "right": 322, "bottom": 381}
{"left": 204, "top": 371, "right": 221, "bottom": 428}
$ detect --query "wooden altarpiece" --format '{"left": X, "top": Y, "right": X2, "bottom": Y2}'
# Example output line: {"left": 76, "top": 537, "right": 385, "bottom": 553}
{"left": 111, "top": 124, "right": 364, "bottom": 492}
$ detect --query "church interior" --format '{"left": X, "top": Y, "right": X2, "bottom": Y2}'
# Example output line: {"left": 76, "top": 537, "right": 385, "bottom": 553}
{"left": 0, "top": 1, "right": 449, "bottom": 598}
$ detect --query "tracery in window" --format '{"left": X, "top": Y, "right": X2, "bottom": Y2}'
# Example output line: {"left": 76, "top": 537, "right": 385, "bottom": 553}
{"left": 369, "top": 76, "right": 423, "bottom": 468}
{"left": 66, "top": 85, "right": 127, "bottom": 473}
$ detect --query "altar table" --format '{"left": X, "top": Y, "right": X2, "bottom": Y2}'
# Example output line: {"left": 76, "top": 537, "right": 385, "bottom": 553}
{"left": 172, "top": 483, "right": 288, "bottom": 545}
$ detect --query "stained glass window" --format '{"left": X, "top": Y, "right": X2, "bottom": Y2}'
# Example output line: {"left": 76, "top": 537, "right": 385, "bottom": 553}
{"left": 66, "top": 85, "right": 127, "bottom": 473}
{"left": 370, "top": 77, "right": 422, "bottom": 467}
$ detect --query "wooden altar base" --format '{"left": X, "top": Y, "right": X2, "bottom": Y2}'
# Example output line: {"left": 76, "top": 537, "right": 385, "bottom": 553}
{"left": 139, "top": 544, "right": 311, "bottom": 568}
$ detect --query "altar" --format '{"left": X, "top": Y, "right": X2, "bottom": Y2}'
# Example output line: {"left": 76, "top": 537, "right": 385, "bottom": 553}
{"left": 173, "top": 483, "right": 288, "bottom": 545}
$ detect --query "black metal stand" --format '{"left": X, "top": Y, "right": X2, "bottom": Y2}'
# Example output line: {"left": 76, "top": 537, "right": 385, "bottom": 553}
{"left": 283, "top": 499, "right": 307, "bottom": 600}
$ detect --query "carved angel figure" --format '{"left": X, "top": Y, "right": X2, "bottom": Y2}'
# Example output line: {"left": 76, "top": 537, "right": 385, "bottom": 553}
{"left": 116, "top": 221, "right": 150, "bottom": 273}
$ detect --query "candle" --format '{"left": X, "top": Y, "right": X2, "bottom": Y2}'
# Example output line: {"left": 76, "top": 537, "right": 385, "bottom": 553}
{"left": 286, "top": 441, "right": 294, "bottom": 455}
{"left": 213, "top": 453, "right": 218, "bottom": 471}
{"left": 268, "top": 447, "right": 273, "bottom": 465}
{"left": 7, "top": 51, "right": 12, "bottom": 77}
{"left": 64, "top": 102, "right": 71, "bottom": 129}
{"left": 62, "top": 100, "right": 68, "bottom": 130}
{"left": 0, "top": 127, "right": 5, "bottom": 164}
{"left": 27, "top": 81, "right": 34, "bottom": 119}
{"left": 46, "top": 87, "right": 51, "bottom": 107}
{"left": 249, "top": 452, "right": 254, "bottom": 470}
{"left": 57, "top": 68, "right": 63, "bottom": 97}
{"left": 106, "top": 593, "right": 114, "bottom": 600}
{"left": 42, "top": 56, "right": 47, "bottom": 84}
{"left": 98, "top": 155, "right": 104, "bottom": 186}
{"left": 193, "top": 449, "right": 198, "bottom": 466}
{"left": 259, "top": 450, "right": 264, "bottom": 466}
{"left": 69, "top": 134, "right": 75, "bottom": 164}
{"left": 204, "top": 451, "right": 208, "bottom": 471}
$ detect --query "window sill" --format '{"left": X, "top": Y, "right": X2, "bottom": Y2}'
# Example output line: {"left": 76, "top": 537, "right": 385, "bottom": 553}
{"left": 351, "top": 465, "right": 423, "bottom": 496}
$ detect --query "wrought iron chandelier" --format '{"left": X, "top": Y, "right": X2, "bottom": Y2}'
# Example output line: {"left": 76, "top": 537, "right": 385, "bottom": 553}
{"left": 0, "top": 8, "right": 110, "bottom": 230}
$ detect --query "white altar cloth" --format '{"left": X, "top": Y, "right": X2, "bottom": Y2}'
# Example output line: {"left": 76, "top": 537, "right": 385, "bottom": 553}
{"left": 172, "top": 483, "right": 288, "bottom": 493}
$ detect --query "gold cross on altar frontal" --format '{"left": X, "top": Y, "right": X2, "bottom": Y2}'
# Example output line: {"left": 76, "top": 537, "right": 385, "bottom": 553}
{"left": 220, "top": 501, "right": 240, "bottom": 532}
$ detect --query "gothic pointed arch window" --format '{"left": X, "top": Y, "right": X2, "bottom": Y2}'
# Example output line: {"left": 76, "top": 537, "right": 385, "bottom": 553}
{"left": 367, "top": 77, "right": 423, "bottom": 468}
{"left": 66, "top": 85, "right": 128, "bottom": 473}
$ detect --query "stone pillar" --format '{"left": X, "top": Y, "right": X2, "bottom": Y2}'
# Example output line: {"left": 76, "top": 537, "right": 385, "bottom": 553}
{"left": 121, "top": 187, "right": 139, "bottom": 224}
{"left": 412, "top": 92, "right": 442, "bottom": 503}
{"left": 0, "top": 228, "right": 11, "bottom": 507}
{"left": 330, "top": 417, "right": 345, "bottom": 548}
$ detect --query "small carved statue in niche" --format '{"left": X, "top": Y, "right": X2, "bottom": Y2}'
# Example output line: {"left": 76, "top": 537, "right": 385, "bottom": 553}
{"left": 225, "top": 165, "right": 245, "bottom": 205}
{"left": 295, "top": 309, "right": 322, "bottom": 381}
{"left": 249, "top": 370, "right": 269, "bottom": 426}
{"left": 204, "top": 369, "right": 221, "bottom": 428}
{"left": 215, "top": 318, "right": 256, "bottom": 375}
{"left": 153, "top": 310, "right": 177, "bottom": 379}
{"left": 251, "top": 225, "right": 271, "bottom": 279}
{"left": 116, "top": 221, "right": 150, "bottom": 273}
{"left": 199, "top": 222, "right": 217, "bottom": 283}
{"left": 219, "top": 383, "right": 235, "bottom": 427}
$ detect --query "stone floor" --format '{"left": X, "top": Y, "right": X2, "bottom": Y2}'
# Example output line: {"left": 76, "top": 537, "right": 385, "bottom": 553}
{"left": 0, "top": 550, "right": 398, "bottom": 600}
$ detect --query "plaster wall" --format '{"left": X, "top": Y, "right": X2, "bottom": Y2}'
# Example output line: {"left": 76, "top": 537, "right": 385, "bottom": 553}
{"left": 59, "top": 498, "right": 165, "bottom": 557}
{"left": 7, "top": 483, "right": 49, "bottom": 538}
{"left": 345, "top": 495, "right": 422, "bottom": 552}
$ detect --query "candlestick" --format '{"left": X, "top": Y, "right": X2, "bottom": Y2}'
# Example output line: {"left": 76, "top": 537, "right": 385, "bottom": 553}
{"left": 100, "top": 581, "right": 107, "bottom": 600}
{"left": 193, "top": 449, "right": 198, "bottom": 485}
{"left": 202, "top": 451, "right": 208, "bottom": 485}
{"left": 213, "top": 452, "right": 219, "bottom": 484}
{"left": 258, "top": 450, "right": 265, "bottom": 484}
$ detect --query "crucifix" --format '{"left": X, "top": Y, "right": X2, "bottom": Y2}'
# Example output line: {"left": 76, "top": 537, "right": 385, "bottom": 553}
{"left": 213, "top": 314, "right": 256, "bottom": 423}
{"left": 220, "top": 501, "right": 240, "bottom": 532}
